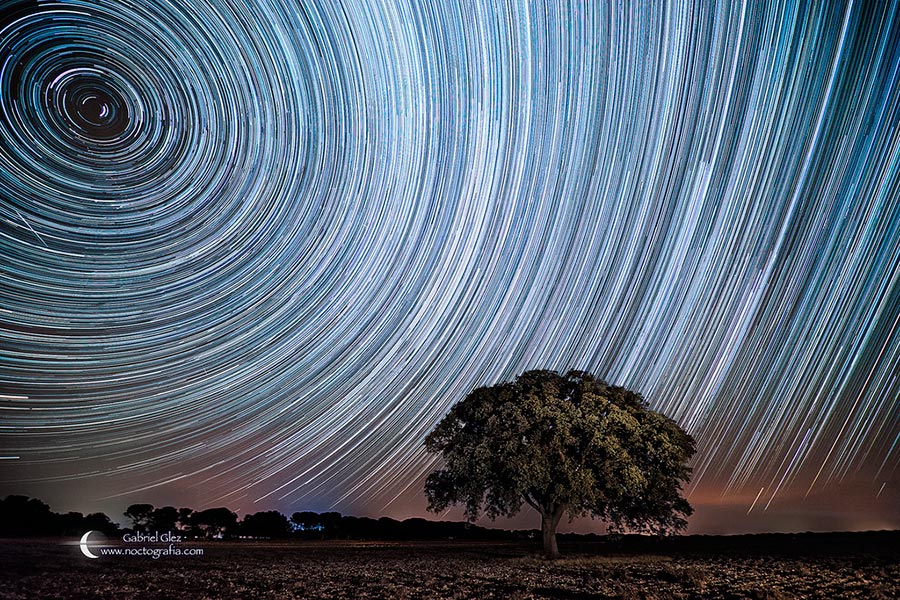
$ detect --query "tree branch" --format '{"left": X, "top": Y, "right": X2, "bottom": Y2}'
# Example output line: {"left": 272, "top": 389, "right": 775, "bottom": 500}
{"left": 522, "top": 492, "right": 541, "bottom": 513}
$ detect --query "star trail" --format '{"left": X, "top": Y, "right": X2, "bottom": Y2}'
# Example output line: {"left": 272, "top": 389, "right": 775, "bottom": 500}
{"left": 1, "top": 0, "right": 899, "bottom": 532}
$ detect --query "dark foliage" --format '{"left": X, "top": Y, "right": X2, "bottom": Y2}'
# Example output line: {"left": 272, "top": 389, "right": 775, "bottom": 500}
{"left": 123, "top": 504, "right": 154, "bottom": 532}
{"left": 240, "top": 510, "right": 292, "bottom": 538}
{"left": 424, "top": 369, "right": 696, "bottom": 557}
{"left": 149, "top": 506, "right": 180, "bottom": 532}
{"left": 82, "top": 512, "right": 119, "bottom": 536}
{"left": 0, "top": 495, "right": 120, "bottom": 537}
{"left": 0, "top": 493, "right": 543, "bottom": 541}
{"left": 192, "top": 507, "right": 238, "bottom": 539}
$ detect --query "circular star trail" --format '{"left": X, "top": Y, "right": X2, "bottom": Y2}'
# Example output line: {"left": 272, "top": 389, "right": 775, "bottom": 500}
{"left": 1, "top": 0, "right": 899, "bottom": 525}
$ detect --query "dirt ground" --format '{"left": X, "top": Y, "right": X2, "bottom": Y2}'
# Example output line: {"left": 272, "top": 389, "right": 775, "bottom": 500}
{"left": 0, "top": 536, "right": 897, "bottom": 599}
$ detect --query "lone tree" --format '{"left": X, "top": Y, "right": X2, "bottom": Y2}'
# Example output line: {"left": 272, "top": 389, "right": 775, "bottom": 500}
{"left": 424, "top": 370, "right": 696, "bottom": 558}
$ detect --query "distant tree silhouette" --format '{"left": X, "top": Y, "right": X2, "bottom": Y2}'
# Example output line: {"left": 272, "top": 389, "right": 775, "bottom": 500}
{"left": 150, "top": 506, "right": 179, "bottom": 532}
{"left": 340, "top": 516, "right": 374, "bottom": 539}
{"left": 319, "top": 512, "right": 343, "bottom": 538}
{"left": 124, "top": 503, "right": 155, "bottom": 532}
{"left": 82, "top": 512, "right": 120, "bottom": 536}
{"left": 56, "top": 511, "right": 86, "bottom": 536}
{"left": 192, "top": 507, "right": 238, "bottom": 539}
{"left": 2, "top": 493, "right": 645, "bottom": 542}
{"left": 0, "top": 495, "right": 120, "bottom": 537}
{"left": 290, "top": 511, "right": 323, "bottom": 533}
{"left": 0, "top": 495, "right": 55, "bottom": 536}
{"left": 177, "top": 508, "right": 195, "bottom": 534}
{"left": 425, "top": 370, "right": 696, "bottom": 558}
{"left": 240, "top": 510, "right": 291, "bottom": 538}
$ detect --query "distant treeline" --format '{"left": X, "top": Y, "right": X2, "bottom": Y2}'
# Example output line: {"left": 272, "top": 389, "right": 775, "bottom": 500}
{"left": 0, "top": 495, "right": 120, "bottom": 537}
{"left": 4, "top": 495, "right": 899, "bottom": 554}
{"left": 0, "top": 495, "right": 534, "bottom": 541}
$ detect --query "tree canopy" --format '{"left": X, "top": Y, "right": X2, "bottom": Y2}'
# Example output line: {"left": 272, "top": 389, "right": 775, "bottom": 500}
{"left": 424, "top": 369, "right": 696, "bottom": 557}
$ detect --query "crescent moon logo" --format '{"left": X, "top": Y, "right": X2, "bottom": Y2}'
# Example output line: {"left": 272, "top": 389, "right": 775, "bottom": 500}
{"left": 79, "top": 530, "right": 100, "bottom": 559}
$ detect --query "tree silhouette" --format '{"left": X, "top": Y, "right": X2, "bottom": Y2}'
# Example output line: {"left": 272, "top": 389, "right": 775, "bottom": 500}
{"left": 240, "top": 510, "right": 292, "bottom": 538}
{"left": 57, "top": 511, "right": 86, "bottom": 536}
{"left": 290, "top": 511, "right": 321, "bottom": 530}
{"left": 0, "top": 495, "right": 119, "bottom": 537}
{"left": 150, "top": 506, "right": 179, "bottom": 532}
{"left": 424, "top": 370, "right": 696, "bottom": 558}
{"left": 82, "top": 512, "right": 119, "bottom": 536}
{"left": 177, "top": 508, "right": 195, "bottom": 534}
{"left": 192, "top": 507, "right": 237, "bottom": 539}
{"left": 0, "top": 495, "right": 55, "bottom": 536}
{"left": 124, "top": 503, "right": 154, "bottom": 532}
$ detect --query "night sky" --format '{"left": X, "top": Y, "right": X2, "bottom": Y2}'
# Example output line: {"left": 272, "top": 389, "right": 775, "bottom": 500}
{"left": 1, "top": 0, "right": 899, "bottom": 534}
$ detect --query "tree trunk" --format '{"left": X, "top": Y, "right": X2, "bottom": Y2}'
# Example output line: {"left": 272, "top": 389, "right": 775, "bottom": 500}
{"left": 541, "top": 506, "right": 564, "bottom": 559}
